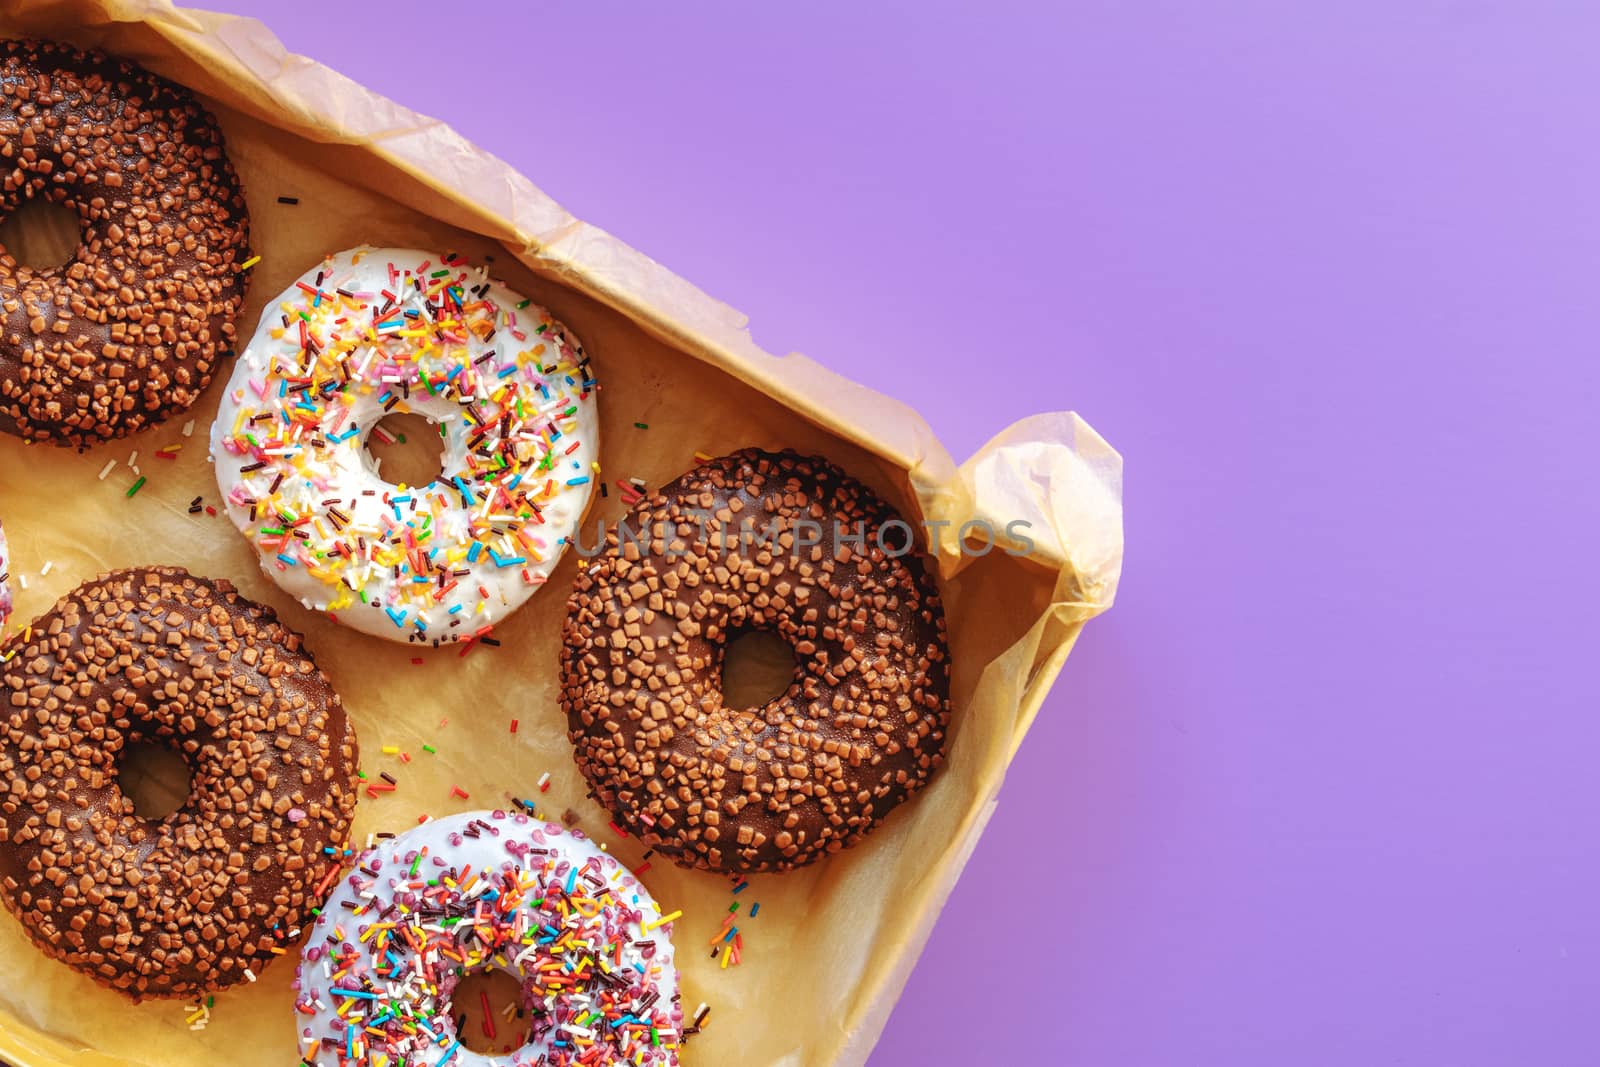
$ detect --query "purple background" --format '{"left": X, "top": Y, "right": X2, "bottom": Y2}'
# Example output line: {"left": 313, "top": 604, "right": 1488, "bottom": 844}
{"left": 205, "top": 2, "right": 1597, "bottom": 1063}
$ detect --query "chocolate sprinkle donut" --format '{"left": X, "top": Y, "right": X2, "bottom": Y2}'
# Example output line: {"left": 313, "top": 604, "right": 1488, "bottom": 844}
{"left": 0, "top": 567, "right": 358, "bottom": 999}
{"left": 0, "top": 39, "right": 250, "bottom": 446}
{"left": 561, "top": 449, "right": 951, "bottom": 874}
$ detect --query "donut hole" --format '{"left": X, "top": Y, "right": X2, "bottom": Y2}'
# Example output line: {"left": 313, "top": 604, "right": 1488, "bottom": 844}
{"left": 451, "top": 967, "right": 526, "bottom": 1054}
{"left": 0, "top": 196, "right": 82, "bottom": 270}
{"left": 117, "top": 739, "right": 192, "bottom": 821}
{"left": 721, "top": 628, "right": 799, "bottom": 711}
{"left": 364, "top": 412, "right": 446, "bottom": 488}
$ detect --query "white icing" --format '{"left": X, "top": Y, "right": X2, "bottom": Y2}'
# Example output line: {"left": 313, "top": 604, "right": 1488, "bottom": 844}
{"left": 211, "top": 248, "right": 600, "bottom": 643}
{"left": 294, "top": 810, "right": 680, "bottom": 1067}
{"left": 0, "top": 518, "right": 10, "bottom": 628}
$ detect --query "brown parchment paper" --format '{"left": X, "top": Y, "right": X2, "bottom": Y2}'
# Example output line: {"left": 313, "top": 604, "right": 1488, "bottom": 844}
{"left": 0, "top": 2, "right": 1124, "bottom": 1065}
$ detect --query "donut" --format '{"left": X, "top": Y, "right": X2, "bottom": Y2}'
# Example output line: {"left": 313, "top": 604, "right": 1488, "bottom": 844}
{"left": 561, "top": 449, "right": 952, "bottom": 874}
{"left": 0, "top": 566, "right": 359, "bottom": 998}
{"left": 0, "top": 39, "right": 250, "bottom": 447}
{"left": 211, "top": 247, "right": 599, "bottom": 644}
{"left": 0, "top": 518, "right": 11, "bottom": 629}
{"left": 293, "top": 809, "right": 681, "bottom": 1067}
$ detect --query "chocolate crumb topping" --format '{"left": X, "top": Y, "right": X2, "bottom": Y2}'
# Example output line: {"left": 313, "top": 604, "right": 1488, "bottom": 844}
{"left": 561, "top": 449, "right": 951, "bottom": 874}
{"left": 0, "top": 567, "right": 358, "bottom": 999}
{"left": 0, "top": 39, "right": 250, "bottom": 447}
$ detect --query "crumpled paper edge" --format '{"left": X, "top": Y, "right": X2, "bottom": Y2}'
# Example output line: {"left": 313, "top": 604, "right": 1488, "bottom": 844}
{"left": 0, "top": 2, "right": 1126, "bottom": 1064}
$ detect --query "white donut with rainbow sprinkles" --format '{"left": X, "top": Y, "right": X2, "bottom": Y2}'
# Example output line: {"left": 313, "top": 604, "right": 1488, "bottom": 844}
{"left": 293, "top": 810, "right": 682, "bottom": 1067}
{"left": 0, "top": 517, "right": 11, "bottom": 629}
{"left": 211, "top": 248, "right": 599, "bottom": 644}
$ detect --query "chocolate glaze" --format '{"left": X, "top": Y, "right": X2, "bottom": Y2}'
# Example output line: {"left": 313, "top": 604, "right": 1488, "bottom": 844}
{"left": 561, "top": 449, "right": 951, "bottom": 874}
{"left": 0, "top": 567, "right": 358, "bottom": 999}
{"left": 0, "top": 38, "right": 250, "bottom": 446}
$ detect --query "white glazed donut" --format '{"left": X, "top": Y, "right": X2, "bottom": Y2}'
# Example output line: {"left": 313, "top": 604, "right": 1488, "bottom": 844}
{"left": 294, "top": 810, "right": 681, "bottom": 1067}
{"left": 211, "top": 248, "right": 600, "bottom": 644}
{"left": 0, "top": 518, "right": 10, "bottom": 629}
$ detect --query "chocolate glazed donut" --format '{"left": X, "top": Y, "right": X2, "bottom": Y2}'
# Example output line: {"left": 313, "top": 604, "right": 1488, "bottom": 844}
{"left": 0, "top": 567, "right": 358, "bottom": 999}
{"left": 561, "top": 449, "right": 951, "bottom": 874}
{"left": 0, "top": 39, "right": 250, "bottom": 446}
